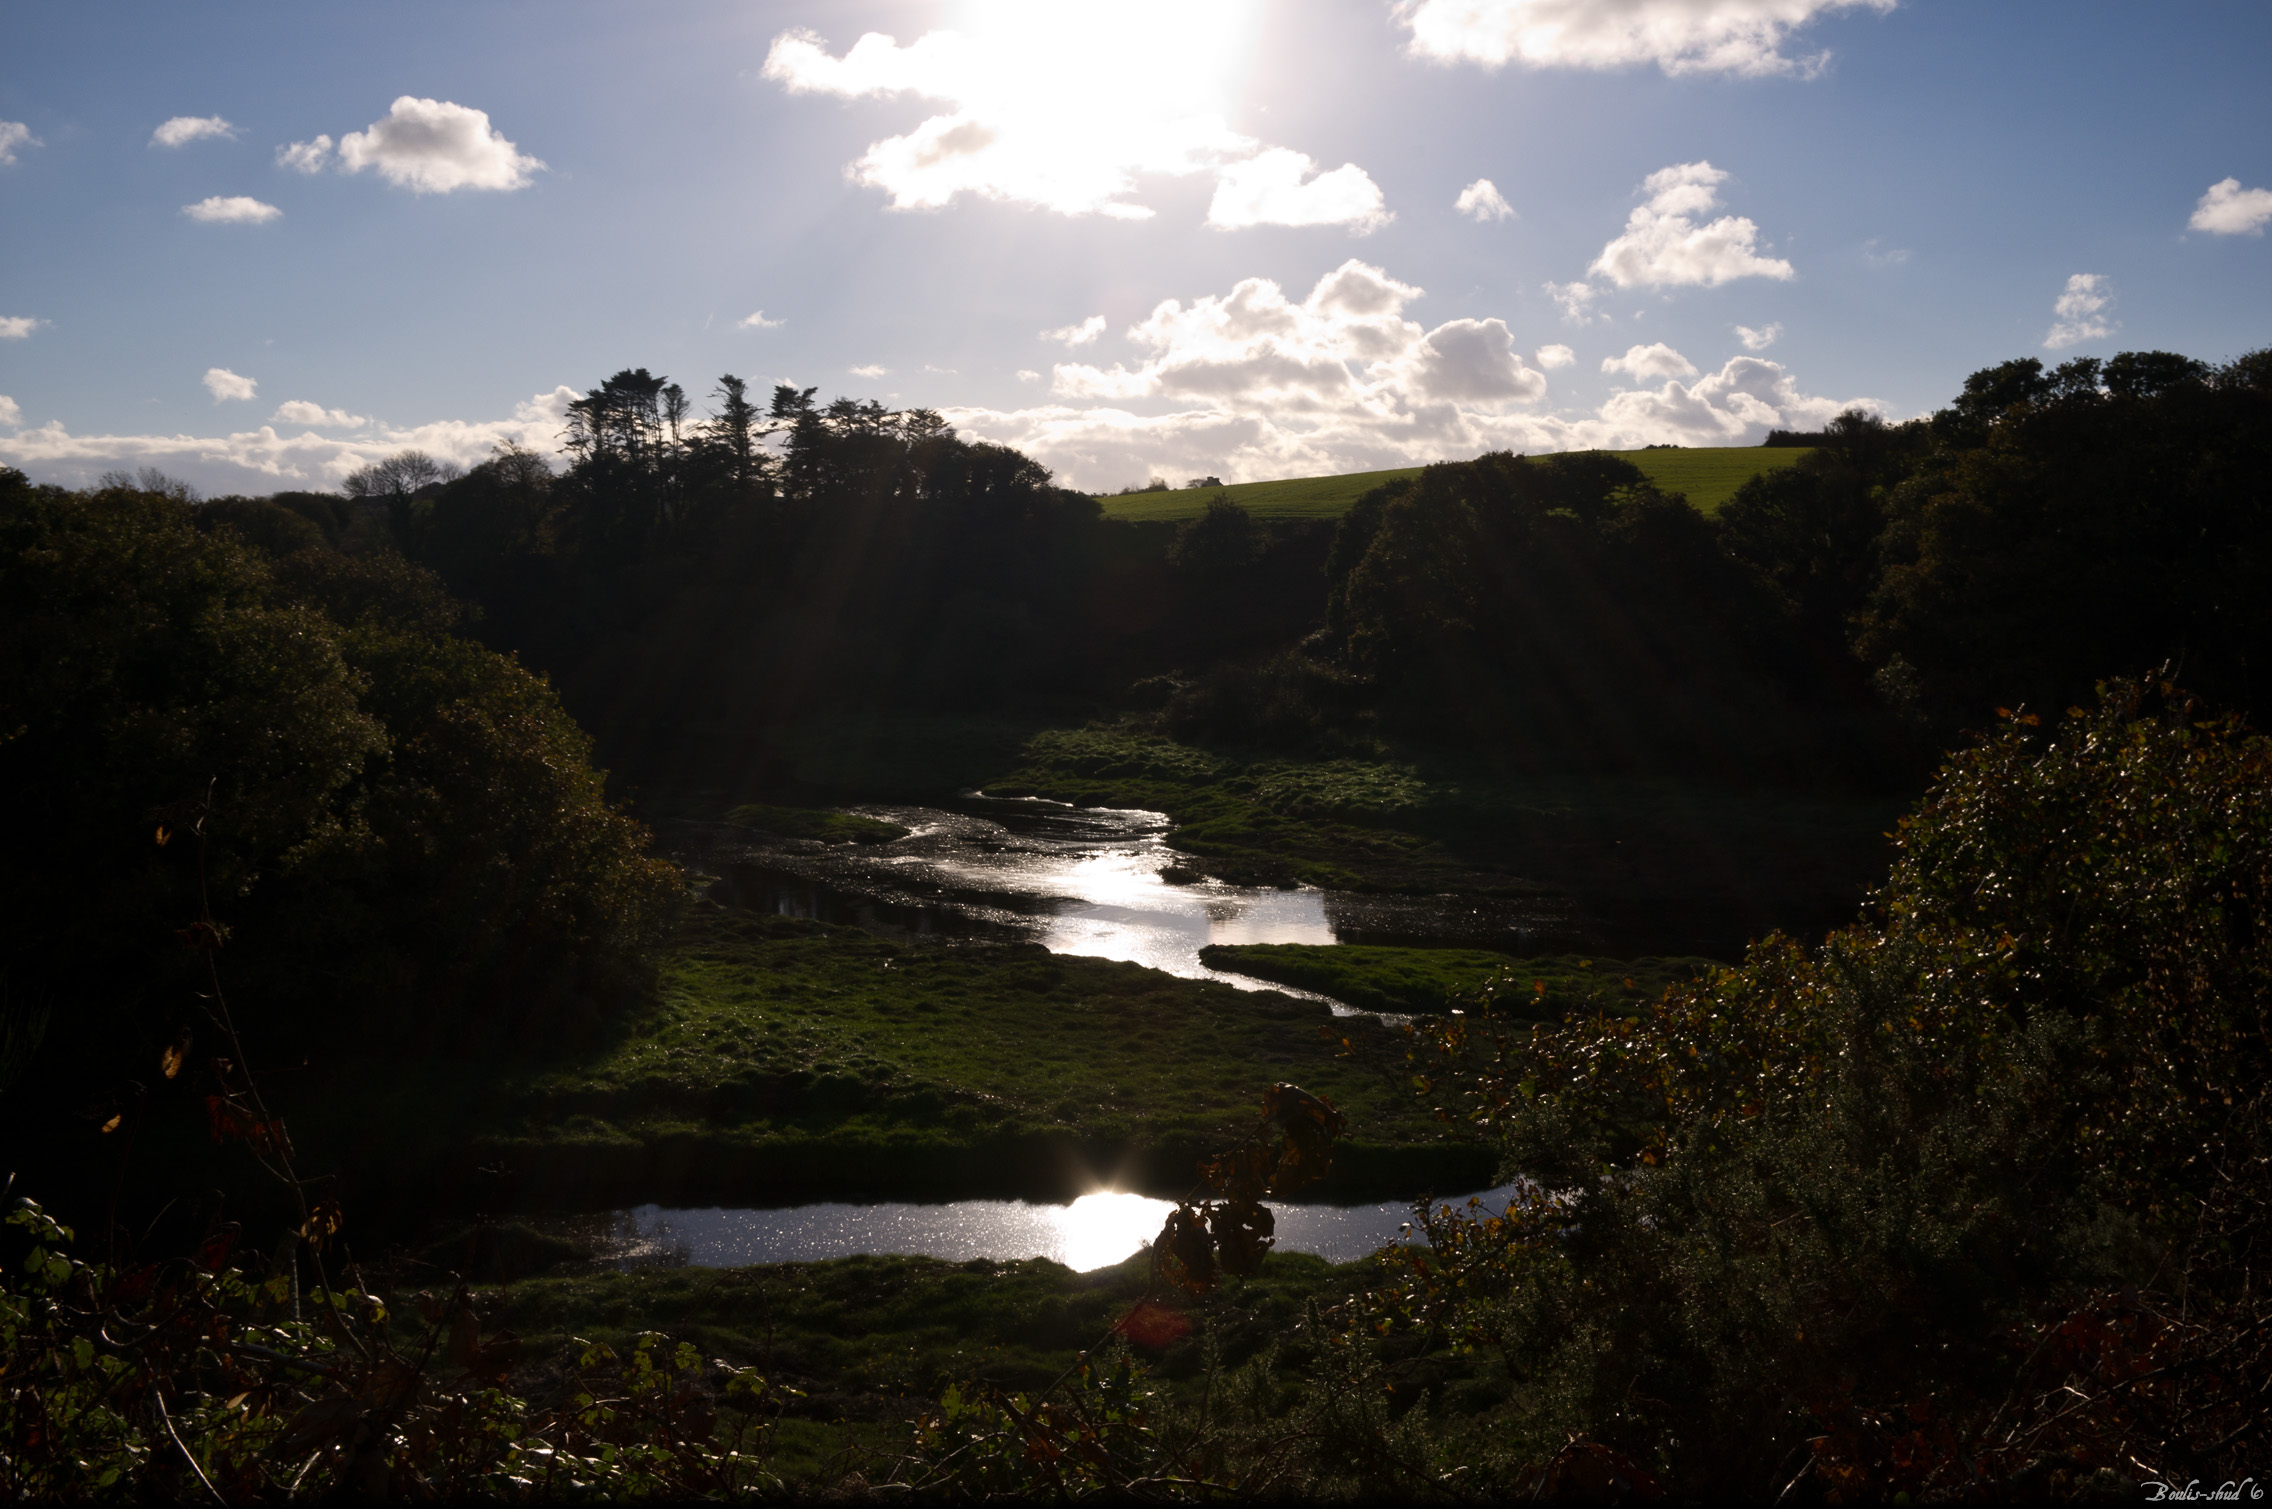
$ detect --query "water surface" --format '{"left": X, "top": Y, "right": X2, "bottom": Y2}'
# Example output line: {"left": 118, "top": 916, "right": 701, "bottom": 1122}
{"left": 588, "top": 1184, "right": 1526, "bottom": 1273}
{"left": 687, "top": 795, "right": 1558, "bottom": 1005}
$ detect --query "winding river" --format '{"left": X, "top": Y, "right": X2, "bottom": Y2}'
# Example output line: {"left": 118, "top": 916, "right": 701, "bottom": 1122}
{"left": 602, "top": 795, "right": 1537, "bottom": 1271}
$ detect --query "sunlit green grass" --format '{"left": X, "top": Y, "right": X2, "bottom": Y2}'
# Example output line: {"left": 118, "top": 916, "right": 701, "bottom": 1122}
{"left": 469, "top": 902, "right": 1489, "bottom": 1205}
{"left": 1093, "top": 447, "right": 1811, "bottom": 521}
{"left": 1202, "top": 943, "right": 1714, "bottom": 1017}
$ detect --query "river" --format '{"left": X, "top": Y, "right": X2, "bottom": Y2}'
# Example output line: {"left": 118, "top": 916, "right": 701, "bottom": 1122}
{"left": 618, "top": 795, "right": 1537, "bottom": 1269}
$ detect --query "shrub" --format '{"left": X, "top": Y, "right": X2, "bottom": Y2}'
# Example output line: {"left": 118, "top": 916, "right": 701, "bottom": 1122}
{"left": 1379, "top": 678, "right": 2272, "bottom": 1494}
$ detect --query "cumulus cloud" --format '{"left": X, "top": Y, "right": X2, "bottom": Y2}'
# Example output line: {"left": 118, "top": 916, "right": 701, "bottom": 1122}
{"left": 1536, "top": 343, "right": 1576, "bottom": 368}
{"left": 762, "top": 7, "right": 1390, "bottom": 231}
{"left": 1589, "top": 162, "right": 1793, "bottom": 288}
{"left": 337, "top": 97, "right": 543, "bottom": 193}
{"left": 850, "top": 364, "right": 889, "bottom": 379}
{"left": 271, "top": 400, "right": 367, "bottom": 429}
{"left": 152, "top": 115, "right": 236, "bottom": 148}
{"left": 0, "top": 386, "right": 582, "bottom": 494}
{"left": 0, "top": 122, "right": 41, "bottom": 166}
{"left": 1735, "top": 321, "right": 1781, "bottom": 349}
{"left": 0, "top": 396, "right": 20, "bottom": 429}
{"left": 1455, "top": 177, "right": 1515, "bottom": 221}
{"left": 1545, "top": 280, "right": 1604, "bottom": 325}
{"left": 1397, "top": 0, "right": 1895, "bottom": 77}
{"left": 1046, "top": 259, "right": 1542, "bottom": 413}
{"left": 1602, "top": 341, "right": 1699, "bottom": 380}
{"left": 2044, "top": 273, "right": 2114, "bottom": 350}
{"left": 182, "top": 195, "right": 281, "bottom": 224}
{"left": 1017, "top": 369, "right": 1042, "bottom": 382}
{"left": 940, "top": 259, "right": 1873, "bottom": 490}
{"left": 203, "top": 368, "right": 258, "bottom": 402}
{"left": 2190, "top": 177, "right": 2272, "bottom": 237}
{"left": 738, "top": 310, "right": 785, "bottom": 330}
{"left": 0, "top": 317, "right": 41, "bottom": 340}
{"left": 276, "top": 135, "right": 333, "bottom": 173}
{"left": 1043, "top": 316, "right": 1108, "bottom": 346}
{"left": 1206, "top": 147, "right": 1390, "bottom": 232}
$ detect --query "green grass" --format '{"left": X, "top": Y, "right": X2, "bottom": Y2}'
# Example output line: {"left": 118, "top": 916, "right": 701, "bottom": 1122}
{"left": 1094, "top": 447, "right": 1812, "bottom": 521}
{"left": 984, "top": 725, "right": 1894, "bottom": 934}
{"left": 467, "top": 902, "right": 1491, "bottom": 1210}
{"left": 1201, "top": 944, "right": 1715, "bottom": 1018}
{"left": 448, "top": 1246, "right": 1381, "bottom": 1483}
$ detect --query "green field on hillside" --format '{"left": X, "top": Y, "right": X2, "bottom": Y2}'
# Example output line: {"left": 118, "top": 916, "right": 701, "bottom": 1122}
{"left": 1096, "top": 446, "right": 1812, "bottom": 521}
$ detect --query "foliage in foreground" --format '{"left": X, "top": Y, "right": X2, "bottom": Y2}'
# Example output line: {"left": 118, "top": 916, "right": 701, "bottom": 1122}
{"left": 1383, "top": 677, "right": 2272, "bottom": 1497}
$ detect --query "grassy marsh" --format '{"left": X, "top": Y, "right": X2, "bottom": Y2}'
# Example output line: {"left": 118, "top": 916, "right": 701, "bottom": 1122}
{"left": 467, "top": 902, "right": 1493, "bottom": 1210}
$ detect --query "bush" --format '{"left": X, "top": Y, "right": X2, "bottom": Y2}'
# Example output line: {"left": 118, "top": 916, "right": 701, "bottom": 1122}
{"left": 1379, "top": 678, "right": 2272, "bottom": 1495}
{"left": 0, "top": 469, "right": 680, "bottom": 1192}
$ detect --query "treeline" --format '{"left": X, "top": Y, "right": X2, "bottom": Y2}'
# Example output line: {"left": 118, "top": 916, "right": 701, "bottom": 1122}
{"left": 303, "top": 348, "right": 2272, "bottom": 799}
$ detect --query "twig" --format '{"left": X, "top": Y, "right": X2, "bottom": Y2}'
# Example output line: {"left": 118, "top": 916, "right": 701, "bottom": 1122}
{"left": 153, "top": 1386, "right": 226, "bottom": 1506}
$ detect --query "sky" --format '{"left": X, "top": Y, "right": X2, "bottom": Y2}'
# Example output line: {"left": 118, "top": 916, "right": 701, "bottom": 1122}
{"left": 2, "top": 0, "right": 2269, "bottom": 495}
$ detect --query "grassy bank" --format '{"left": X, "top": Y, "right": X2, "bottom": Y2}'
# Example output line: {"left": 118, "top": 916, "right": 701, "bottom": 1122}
{"left": 1202, "top": 944, "right": 1715, "bottom": 1017}
{"left": 1095, "top": 447, "right": 1812, "bottom": 521}
{"left": 452, "top": 902, "right": 1491, "bottom": 1213}
{"left": 984, "top": 725, "right": 1896, "bottom": 953}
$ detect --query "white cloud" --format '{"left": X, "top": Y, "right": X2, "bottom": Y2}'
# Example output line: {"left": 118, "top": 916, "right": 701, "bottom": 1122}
{"left": 0, "top": 397, "right": 20, "bottom": 429}
{"left": 2190, "top": 177, "right": 2272, "bottom": 237}
{"left": 850, "top": 364, "right": 889, "bottom": 379}
{"left": 182, "top": 195, "right": 282, "bottom": 224}
{"left": 738, "top": 310, "right": 785, "bottom": 330}
{"left": 1397, "top": 0, "right": 1895, "bottom": 77}
{"left": 926, "top": 365, "right": 959, "bottom": 375}
{"left": 1205, "top": 148, "right": 1390, "bottom": 232}
{"left": 152, "top": 115, "right": 236, "bottom": 148}
{"left": 2043, "top": 273, "right": 2114, "bottom": 350}
{"left": 271, "top": 400, "right": 368, "bottom": 429}
{"left": 1862, "top": 239, "right": 1909, "bottom": 267}
{"left": 337, "top": 97, "right": 543, "bottom": 193}
{"left": 1536, "top": 343, "right": 1576, "bottom": 368}
{"left": 941, "top": 259, "right": 1875, "bottom": 488}
{"left": 1016, "top": 369, "right": 1042, "bottom": 382}
{"left": 1602, "top": 341, "right": 1699, "bottom": 380}
{"left": 1588, "top": 162, "right": 1793, "bottom": 287}
{"left": 0, "top": 122, "right": 41, "bottom": 166}
{"left": 203, "top": 368, "right": 258, "bottom": 403}
{"left": 1545, "top": 279, "right": 1604, "bottom": 325}
{"left": 0, "top": 316, "right": 41, "bottom": 340}
{"left": 1048, "top": 259, "right": 1546, "bottom": 412}
{"left": 1454, "top": 177, "right": 1515, "bottom": 221}
{"left": 1044, "top": 316, "right": 1108, "bottom": 347}
{"left": 1735, "top": 321, "right": 1781, "bottom": 350}
{"left": 761, "top": 6, "right": 1389, "bottom": 231}
{"left": 0, "top": 386, "right": 583, "bottom": 494}
{"left": 276, "top": 135, "right": 334, "bottom": 173}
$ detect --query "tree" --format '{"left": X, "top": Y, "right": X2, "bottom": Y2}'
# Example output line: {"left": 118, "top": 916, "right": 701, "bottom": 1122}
{"left": 0, "top": 468, "right": 679, "bottom": 1214}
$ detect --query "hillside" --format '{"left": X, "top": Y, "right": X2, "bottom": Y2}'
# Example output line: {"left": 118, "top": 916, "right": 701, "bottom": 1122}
{"left": 1095, "top": 446, "right": 1813, "bottom": 521}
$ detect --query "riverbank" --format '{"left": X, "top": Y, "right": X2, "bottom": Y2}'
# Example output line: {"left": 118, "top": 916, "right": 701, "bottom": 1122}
{"left": 983, "top": 724, "right": 1898, "bottom": 954}
{"left": 439, "top": 902, "right": 1494, "bottom": 1214}
{"left": 1199, "top": 943, "right": 1716, "bottom": 1017}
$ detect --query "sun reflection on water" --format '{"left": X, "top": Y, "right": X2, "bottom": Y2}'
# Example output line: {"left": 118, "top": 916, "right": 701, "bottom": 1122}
{"left": 1050, "top": 1191, "right": 1174, "bottom": 1271}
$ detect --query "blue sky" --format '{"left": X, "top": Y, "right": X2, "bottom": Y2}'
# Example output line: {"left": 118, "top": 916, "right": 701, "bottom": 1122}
{"left": 2, "top": 0, "right": 2268, "bottom": 493}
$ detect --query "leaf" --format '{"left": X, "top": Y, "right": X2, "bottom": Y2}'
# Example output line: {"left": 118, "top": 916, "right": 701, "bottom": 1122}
{"left": 160, "top": 1037, "right": 187, "bottom": 1080}
{"left": 1209, "top": 1198, "right": 1276, "bottom": 1278}
{"left": 1150, "top": 1204, "right": 1216, "bottom": 1295}
{"left": 99, "top": 1113, "right": 122, "bottom": 1135}
{"left": 154, "top": 824, "right": 171, "bottom": 847}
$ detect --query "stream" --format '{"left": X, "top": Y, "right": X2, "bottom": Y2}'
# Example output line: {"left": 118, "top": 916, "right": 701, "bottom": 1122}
{"left": 618, "top": 796, "right": 1543, "bottom": 1269}
{"left": 684, "top": 793, "right": 1566, "bottom": 1002}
